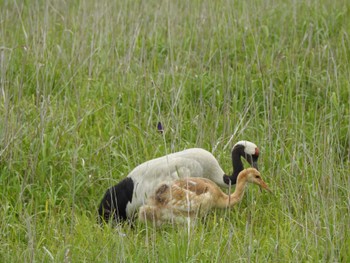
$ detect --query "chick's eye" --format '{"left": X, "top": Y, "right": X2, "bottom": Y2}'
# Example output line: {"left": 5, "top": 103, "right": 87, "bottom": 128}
{"left": 255, "top": 175, "right": 260, "bottom": 179}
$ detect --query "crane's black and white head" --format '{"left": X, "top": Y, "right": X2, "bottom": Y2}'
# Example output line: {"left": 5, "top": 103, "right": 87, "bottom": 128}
{"left": 233, "top": 140, "right": 259, "bottom": 170}
{"left": 223, "top": 140, "right": 260, "bottom": 185}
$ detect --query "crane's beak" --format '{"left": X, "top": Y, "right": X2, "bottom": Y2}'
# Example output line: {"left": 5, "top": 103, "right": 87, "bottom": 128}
{"left": 259, "top": 181, "right": 272, "bottom": 193}
{"left": 252, "top": 160, "right": 259, "bottom": 171}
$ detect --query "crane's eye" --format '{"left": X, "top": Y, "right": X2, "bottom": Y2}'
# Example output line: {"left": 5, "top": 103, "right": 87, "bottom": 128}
{"left": 255, "top": 175, "right": 261, "bottom": 179}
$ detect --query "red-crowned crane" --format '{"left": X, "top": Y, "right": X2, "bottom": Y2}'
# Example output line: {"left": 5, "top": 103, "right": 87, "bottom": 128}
{"left": 98, "top": 140, "right": 260, "bottom": 224}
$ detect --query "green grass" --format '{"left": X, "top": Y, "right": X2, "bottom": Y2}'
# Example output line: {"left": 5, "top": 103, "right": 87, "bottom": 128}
{"left": 1, "top": 0, "right": 349, "bottom": 261}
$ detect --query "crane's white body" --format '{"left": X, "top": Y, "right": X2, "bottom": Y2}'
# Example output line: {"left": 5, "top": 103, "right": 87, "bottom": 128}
{"left": 125, "top": 148, "right": 225, "bottom": 217}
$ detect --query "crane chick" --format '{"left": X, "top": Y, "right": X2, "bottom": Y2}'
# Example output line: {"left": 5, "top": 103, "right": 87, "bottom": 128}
{"left": 138, "top": 168, "right": 271, "bottom": 226}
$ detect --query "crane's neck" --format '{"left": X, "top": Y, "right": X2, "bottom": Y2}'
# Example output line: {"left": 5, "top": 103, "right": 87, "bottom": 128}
{"left": 217, "top": 173, "right": 248, "bottom": 208}
{"left": 231, "top": 151, "right": 244, "bottom": 182}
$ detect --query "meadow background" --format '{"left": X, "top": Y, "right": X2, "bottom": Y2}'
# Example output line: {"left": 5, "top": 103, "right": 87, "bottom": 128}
{"left": 1, "top": 0, "right": 349, "bottom": 262}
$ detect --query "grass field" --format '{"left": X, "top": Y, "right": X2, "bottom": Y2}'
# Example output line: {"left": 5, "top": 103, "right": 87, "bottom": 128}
{"left": 1, "top": 0, "right": 349, "bottom": 262}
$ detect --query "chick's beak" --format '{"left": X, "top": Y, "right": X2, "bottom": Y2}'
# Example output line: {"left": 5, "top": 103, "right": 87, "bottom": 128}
{"left": 259, "top": 181, "right": 272, "bottom": 193}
